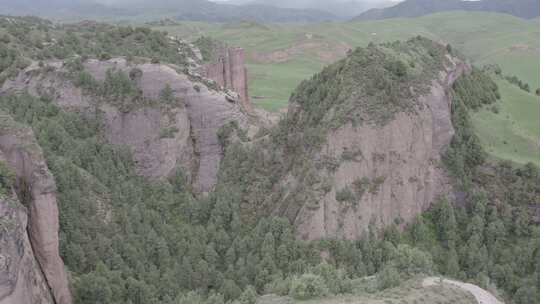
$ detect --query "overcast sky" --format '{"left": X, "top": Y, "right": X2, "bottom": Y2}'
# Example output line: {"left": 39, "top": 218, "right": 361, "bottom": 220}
{"left": 94, "top": 0, "right": 402, "bottom": 4}
{"left": 210, "top": 0, "right": 402, "bottom": 2}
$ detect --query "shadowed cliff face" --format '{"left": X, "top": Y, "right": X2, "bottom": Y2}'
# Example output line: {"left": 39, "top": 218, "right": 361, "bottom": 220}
{"left": 0, "top": 114, "right": 71, "bottom": 304}
{"left": 2, "top": 57, "right": 250, "bottom": 194}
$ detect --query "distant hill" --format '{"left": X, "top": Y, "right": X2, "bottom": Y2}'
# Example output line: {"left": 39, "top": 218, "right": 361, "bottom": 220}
{"left": 224, "top": 0, "right": 395, "bottom": 18}
{"left": 0, "top": 0, "right": 338, "bottom": 22}
{"left": 172, "top": 2, "right": 338, "bottom": 22}
{"left": 0, "top": 0, "right": 125, "bottom": 19}
{"left": 354, "top": 0, "right": 540, "bottom": 20}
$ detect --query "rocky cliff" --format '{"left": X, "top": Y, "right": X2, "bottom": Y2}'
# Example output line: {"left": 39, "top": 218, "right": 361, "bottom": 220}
{"left": 295, "top": 59, "right": 469, "bottom": 240}
{"left": 200, "top": 47, "right": 252, "bottom": 113}
{"left": 0, "top": 113, "right": 71, "bottom": 304}
{"left": 290, "top": 45, "right": 470, "bottom": 240}
{"left": 2, "top": 56, "right": 250, "bottom": 193}
{"left": 221, "top": 37, "right": 470, "bottom": 240}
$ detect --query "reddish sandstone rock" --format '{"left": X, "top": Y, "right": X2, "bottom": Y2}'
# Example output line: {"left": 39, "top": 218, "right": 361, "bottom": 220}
{"left": 201, "top": 47, "right": 252, "bottom": 113}
{"left": 0, "top": 114, "right": 71, "bottom": 304}
{"left": 2, "top": 57, "right": 250, "bottom": 193}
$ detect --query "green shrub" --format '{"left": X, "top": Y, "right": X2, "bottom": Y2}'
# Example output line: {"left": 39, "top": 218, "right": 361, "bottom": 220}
{"left": 159, "top": 126, "right": 179, "bottom": 139}
{"left": 238, "top": 286, "right": 257, "bottom": 304}
{"left": 74, "top": 71, "right": 98, "bottom": 91}
{"left": 99, "top": 53, "right": 111, "bottom": 61}
{"left": 160, "top": 84, "right": 175, "bottom": 104}
{"left": 313, "top": 263, "right": 353, "bottom": 294}
{"left": 129, "top": 67, "right": 143, "bottom": 81}
{"left": 392, "top": 244, "right": 433, "bottom": 276}
{"left": 370, "top": 176, "right": 385, "bottom": 194}
{"left": 336, "top": 187, "right": 356, "bottom": 203}
{"left": 386, "top": 60, "right": 408, "bottom": 77}
{"left": 377, "top": 265, "right": 400, "bottom": 290}
{"left": 0, "top": 161, "right": 15, "bottom": 196}
{"left": 505, "top": 75, "right": 531, "bottom": 93}
{"left": 289, "top": 273, "right": 328, "bottom": 300}
{"left": 194, "top": 36, "right": 224, "bottom": 62}
{"left": 265, "top": 276, "right": 291, "bottom": 296}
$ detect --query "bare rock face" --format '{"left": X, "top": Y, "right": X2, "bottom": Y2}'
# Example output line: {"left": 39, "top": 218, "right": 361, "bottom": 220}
{"left": 0, "top": 114, "right": 71, "bottom": 304}
{"left": 294, "top": 58, "right": 470, "bottom": 240}
{"left": 200, "top": 47, "right": 252, "bottom": 113}
{"left": 0, "top": 191, "right": 54, "bottom": 304}
{"left": 2, "top": 57, "right": 250, "bottom": 193}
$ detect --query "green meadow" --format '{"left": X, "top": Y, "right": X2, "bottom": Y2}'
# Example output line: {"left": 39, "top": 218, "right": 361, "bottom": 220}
{"left": 472, "top": 79, "right": 540, "bottom": 166}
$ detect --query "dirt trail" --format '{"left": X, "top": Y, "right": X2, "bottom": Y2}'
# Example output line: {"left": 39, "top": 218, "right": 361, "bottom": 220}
{"left": 423, "top": 277, "right": 504, "bottom": 304}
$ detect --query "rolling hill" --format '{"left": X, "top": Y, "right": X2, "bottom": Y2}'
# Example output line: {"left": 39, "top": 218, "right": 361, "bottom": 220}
{"left": 0, "top": 0, "right": 338, "bottom": 22}
{"left": 222, "top": 0, "right": 395, "bottom": 18}
{"left": 354, "top": 0, "right": 540, "bottom": 21}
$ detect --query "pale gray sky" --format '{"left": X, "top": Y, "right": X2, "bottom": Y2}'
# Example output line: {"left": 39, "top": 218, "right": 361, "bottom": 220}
{"left": 94, "top": 0, "right": 402, "bottom": 4}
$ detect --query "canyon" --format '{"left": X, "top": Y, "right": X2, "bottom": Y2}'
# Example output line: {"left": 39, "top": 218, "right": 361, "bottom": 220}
{"left": 0, "top": 42, "right": 253, "bottom": 304}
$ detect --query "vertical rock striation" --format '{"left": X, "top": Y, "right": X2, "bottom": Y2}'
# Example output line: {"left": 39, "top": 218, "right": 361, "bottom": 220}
{"left": 293, "top": 57, "right": 471, "bottom": 240}
{"left": 0, "top": 113, "right": 71, "bottom": 304}
{"left": 201, "top": 47, "right": 252, "bottom": 113}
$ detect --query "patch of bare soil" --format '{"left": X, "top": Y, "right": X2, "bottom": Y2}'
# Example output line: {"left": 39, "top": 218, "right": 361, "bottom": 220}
{"left": 251, "top": 38, "right": 351, "bottom": 64}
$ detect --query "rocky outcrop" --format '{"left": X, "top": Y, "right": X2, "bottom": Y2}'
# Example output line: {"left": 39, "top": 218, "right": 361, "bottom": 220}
{"left": 293, "top": 56, "right": 470, "bottom": 240}
{"left": 200, "top": 47, "right": 252, "bottom": 113}
{"left": 2, "top": 57, "right": 250, "bottom": 193}
{"left": 222, "top": 39, "right": 472, "bottom": 241}
{"left": 0, "top": 113, "right": 71, "bottom": 304}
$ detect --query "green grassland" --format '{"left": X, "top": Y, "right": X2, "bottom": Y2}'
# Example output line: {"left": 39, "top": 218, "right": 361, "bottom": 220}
{"left": 153, "top": 11, "right": 540, "bottom": 165}
{"left": 472, "top": 79, "right": 540, "bottom": 166}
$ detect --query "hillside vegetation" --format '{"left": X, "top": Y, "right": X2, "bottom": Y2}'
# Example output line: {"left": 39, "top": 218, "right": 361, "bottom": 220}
{"left": 472, "top": 78, "right": 540, "bottom": 166}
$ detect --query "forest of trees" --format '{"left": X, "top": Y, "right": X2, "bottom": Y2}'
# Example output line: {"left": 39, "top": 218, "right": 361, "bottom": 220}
{"left": 0, "top": 16, "right": 539, "bottom": 304}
